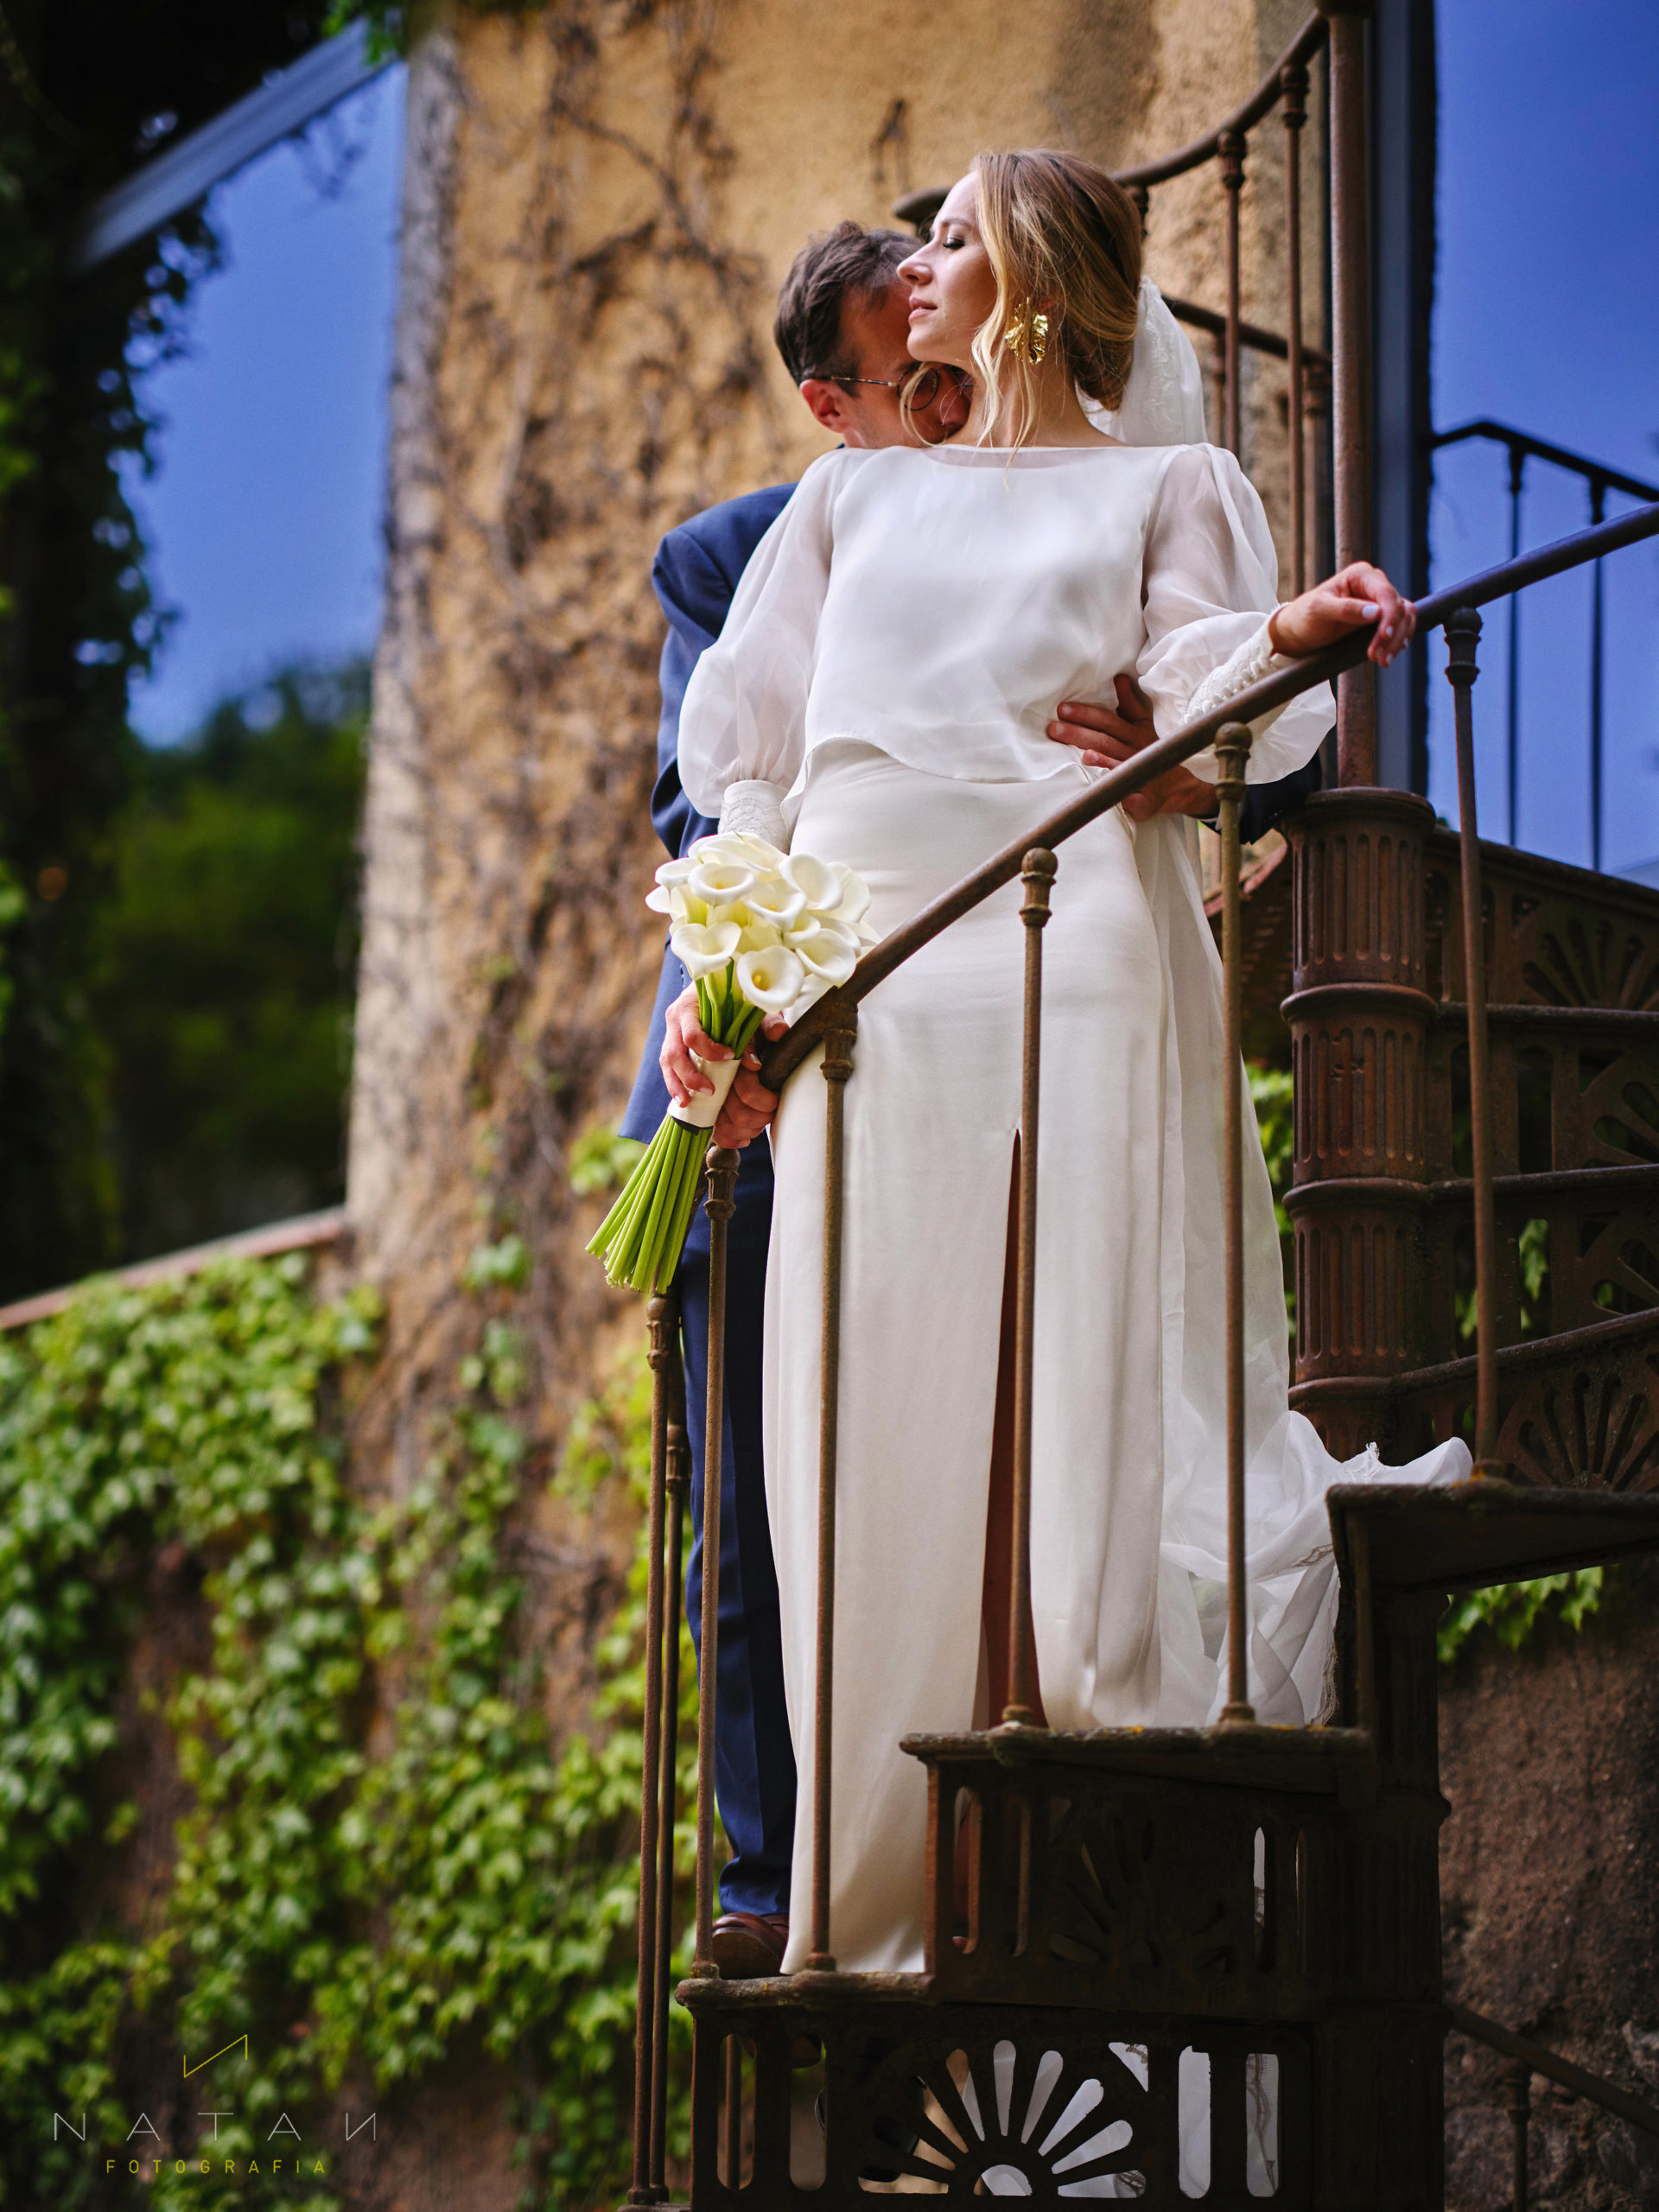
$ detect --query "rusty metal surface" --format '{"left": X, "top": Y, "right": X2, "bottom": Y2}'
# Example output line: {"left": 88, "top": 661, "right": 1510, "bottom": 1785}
{"left": 691, "top": 1148, "right": 739, "bottom": 1982}
{"left": 1326, "top": 1477, "right": 1659, "bottom": 1591}
{"left": 652, "top": 1344, "right": 690, "bottom": 2189}
{"left": 1445, "top": 609, "right": 1501, "bottom": 1467}
{"left": 1113, "top": 10, "right": 1327, "bottom": 188}
{"left": 1324, "top": 3, "right": 1376, "bottom": 785}
{"left": 1217, "top": 728, "right": 1255, "bottom": 1721}
{"left": 809, "top": 1010, "right": 856, "bottom": 1971}
{"left": 916, "top": 1753, "right": 1407, "bottom": 2019}
{"left": 1426, "top": 831, "right": 1659, "bottom": 1013}
{"left": 1007, "top": 852, "right": 1055, "bottom": 1726}
{"left": 681, "top": 1981, "right": 1322, "bottom": 2208}
{"left": 1281, "top": 60, "right": 1310, "bottom": 595}
{"left": 1218, "top": 130, "right": 1245, "bottom": 457}
{"left": 627, "top": 1294, "right": 677, "bottom": 2204}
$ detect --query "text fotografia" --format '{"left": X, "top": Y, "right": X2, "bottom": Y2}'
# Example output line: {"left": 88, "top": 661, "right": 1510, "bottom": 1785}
{"left": 53, "top": 2106, "right": 378, "bottom": 2176}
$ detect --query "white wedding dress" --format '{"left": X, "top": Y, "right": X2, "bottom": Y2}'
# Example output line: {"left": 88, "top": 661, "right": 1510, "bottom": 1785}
{"left": 677, "top": 435, "right": 1469, "bottom": 1980}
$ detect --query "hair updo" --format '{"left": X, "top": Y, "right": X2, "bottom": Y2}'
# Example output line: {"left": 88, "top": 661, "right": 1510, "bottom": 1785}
{"left": 964, "top": 149, "right": 1145, "bottom": 450}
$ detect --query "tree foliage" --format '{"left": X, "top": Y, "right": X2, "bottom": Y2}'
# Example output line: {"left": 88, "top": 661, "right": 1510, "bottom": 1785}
{"left": 91, "top": 663, "right": 367, "bottom": 1261}
{"left": 0, "top": 3, "right": 339, "bottom": 1296}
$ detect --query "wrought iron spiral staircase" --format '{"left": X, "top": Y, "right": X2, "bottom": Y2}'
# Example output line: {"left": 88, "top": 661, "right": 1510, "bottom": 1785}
{"left": 620, "top": 8, "right": 1659, "bottom": 2203}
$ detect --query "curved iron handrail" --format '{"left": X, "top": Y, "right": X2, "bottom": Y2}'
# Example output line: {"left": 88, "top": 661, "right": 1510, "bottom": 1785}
{"left": 1113, "top": 12, "right": 1327, "bottom": 189}
{"left": 758, "top": 498, "right": 1659, "bottom": 1093}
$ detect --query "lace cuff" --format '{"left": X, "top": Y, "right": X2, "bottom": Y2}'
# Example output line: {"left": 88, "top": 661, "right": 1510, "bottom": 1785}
{"left": 718, "top": 779, "right": 790, "bottom": 849}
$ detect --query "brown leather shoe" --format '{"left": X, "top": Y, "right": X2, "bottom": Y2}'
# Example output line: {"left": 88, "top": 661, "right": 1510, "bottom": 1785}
{"left": 710, "top": 1910, "right": 789, "bottom": 1979}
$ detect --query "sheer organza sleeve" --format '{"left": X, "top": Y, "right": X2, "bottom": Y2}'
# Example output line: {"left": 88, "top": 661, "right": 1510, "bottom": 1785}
{"left": 677, "top": 451, "right": 842, "bottom": 833}
{"left": 1135, "top": 444, "right": 1333, "bottom": 785}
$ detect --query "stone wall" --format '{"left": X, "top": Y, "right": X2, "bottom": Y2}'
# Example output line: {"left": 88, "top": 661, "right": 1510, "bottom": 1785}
{"left": 1441, "top": 1570, "right": 1659, "bottom": 2212}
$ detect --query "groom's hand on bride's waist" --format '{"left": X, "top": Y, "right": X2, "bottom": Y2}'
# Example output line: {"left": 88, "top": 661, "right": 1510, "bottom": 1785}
{"left": 1046, "top": 674, "right": 1218, "bottom": 823}
{"left": 662, "top": 985, "right": 784, "bottom": 1149}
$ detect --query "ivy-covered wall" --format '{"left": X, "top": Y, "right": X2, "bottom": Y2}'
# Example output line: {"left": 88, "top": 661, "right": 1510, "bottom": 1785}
{"left": 0, "top": 1247, "right": 686, "bottom": 2208}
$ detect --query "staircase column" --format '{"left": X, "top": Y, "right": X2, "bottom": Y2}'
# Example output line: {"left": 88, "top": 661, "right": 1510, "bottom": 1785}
{"left": 1284, "top": 788, "right": 1438, "bottom": 1459}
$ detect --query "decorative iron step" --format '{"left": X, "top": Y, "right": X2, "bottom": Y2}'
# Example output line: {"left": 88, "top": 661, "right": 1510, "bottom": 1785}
{"left": 678, "top": 1974, "right": 1339, "bottom": 2208}
{"left": 1294, "top": 1308, "right": 1659, "bottom": 1484}
{"left": 1326, "top": 1473, "right": 1659, "bottom": 1590}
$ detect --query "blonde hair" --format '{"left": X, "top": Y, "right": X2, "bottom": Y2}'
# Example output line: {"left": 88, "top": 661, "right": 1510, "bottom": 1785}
{"left": 950, "top": 149, "right": 1144, "bottom": 451}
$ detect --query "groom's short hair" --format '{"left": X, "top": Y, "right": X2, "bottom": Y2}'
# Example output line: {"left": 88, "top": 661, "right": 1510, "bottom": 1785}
{"left": 772, "top": 222, "right": 914, "bottom": 388}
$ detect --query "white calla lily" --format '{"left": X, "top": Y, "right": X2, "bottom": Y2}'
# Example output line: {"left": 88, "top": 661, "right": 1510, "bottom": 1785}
{"left": 734, "top": 944, "right": 806, "bottom": 1014}
{"left": 654, "top": 855, "right": 697, "bottom": 886}
{"left": 791, "top": 923, "right": 860, "bottom": 987}
{"left": 828, "top": 861, "right": 871, "bottom": 925}
{"left": 671, "top": 919, "right": 741, "bottom": 976}
{"left": 688, "top": 859, "right": 758, "bottom": 906}
{"left": 735, "top": 918, "right": 784, "bottom": 952}
{"left": 689, "top": 833, "right": 765, "bottom": 868}
{"left": 745, "top": 874, "right": 808, "bottom": 927}
{"left": 781, "top": 851, "right": 842, "bottom": 912}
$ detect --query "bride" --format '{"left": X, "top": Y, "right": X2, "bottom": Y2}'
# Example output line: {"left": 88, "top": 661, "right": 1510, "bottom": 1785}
{"left": 668, "top": 149, "right": 1468, "bottom": 1978}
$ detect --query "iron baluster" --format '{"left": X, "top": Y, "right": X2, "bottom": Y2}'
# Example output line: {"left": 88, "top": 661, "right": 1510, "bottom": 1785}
{"left": 722, "top": 2037, "right": 742, "bottom": 2187}
{"left": 627, "top": 1291, "right": 677, "bottom": 2204}
{"left": 1504, "top": 2061, "right": 1531, "bottom": 2212}
{"left": 808, "top": 1007, "right": 857, "bottom": 1973}
{"left": 1320, "top": 0, "right": 1376, "bottom": 786}
{"left": 1218, "top": 129, "right": 1246, "bottom": 460}
{"left": 1217, "top": 722, "right": 1256, "bottom": 1723}
{"left": 1445, "top": 608, "right": 1502, "bottom": 1473}
{"left": 1589, "top": 476, "right": 1606, "bottom": 873}
{"left": 1507, "top": 444, "right": 1525, "bottom": 845}
{"left": 650, "top": 1342, "right": 690, "bottom": 2188}
{"left": 691, "top": 1146, "right": 740, "bottom": 1979}
{"left": 1004, "top": 849, "right": 1056, "bottom": 1728}
{"left": 1282, "top": 61, "right": 1310, "bottom": 596}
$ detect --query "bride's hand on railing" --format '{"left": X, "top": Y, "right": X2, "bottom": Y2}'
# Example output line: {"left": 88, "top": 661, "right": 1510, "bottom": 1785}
{"left": 662, "top": 984, "right": 785, "bottom": 1149}
{"left": 1268, "top": 560, "right": 1415, "bottom": 666}
{"left": 1046, "top": 675, "right": 1219, "bottom": 822}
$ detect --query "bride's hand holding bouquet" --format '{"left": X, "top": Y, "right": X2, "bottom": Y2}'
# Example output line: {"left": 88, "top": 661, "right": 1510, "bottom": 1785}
{"left": 587, "top": 832, "right": 876, "bottom": 1296}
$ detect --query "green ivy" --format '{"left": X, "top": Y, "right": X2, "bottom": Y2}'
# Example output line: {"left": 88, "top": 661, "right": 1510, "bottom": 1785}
{"left": 0, "top": 1253, "right": 694, "bottom": 2209}
{"left": 1437, "top": 1568, "right": 1604, "bottom": 1668}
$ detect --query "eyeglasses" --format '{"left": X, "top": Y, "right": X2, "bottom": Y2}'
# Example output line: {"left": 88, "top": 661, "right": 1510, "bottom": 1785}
{"left": 799, "top": 365, "right": 958, "bottom": 409}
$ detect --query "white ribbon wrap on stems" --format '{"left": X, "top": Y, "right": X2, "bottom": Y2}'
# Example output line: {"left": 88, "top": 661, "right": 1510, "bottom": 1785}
{"left": 666, "top": 1052, "right": 741, "bottom": 1130}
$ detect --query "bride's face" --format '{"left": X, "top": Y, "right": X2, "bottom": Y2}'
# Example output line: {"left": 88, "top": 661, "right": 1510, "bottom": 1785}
{"left": 898, "top": 175, "right": 998, "bottom": 372}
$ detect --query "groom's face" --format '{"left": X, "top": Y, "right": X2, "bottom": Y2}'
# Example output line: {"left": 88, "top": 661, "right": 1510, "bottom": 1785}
{"left": 801, "top": 277, "right": 969, "bottom": 451}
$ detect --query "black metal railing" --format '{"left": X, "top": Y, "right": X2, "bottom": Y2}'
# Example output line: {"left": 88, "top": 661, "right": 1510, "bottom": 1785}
{"left": 1431, "top": 420, "right": 1659, "bottom": 868}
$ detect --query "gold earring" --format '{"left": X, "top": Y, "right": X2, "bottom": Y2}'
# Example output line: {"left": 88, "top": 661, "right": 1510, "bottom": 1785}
{"left": 1003, "top": 302, "right": 1050, "bottom": 365}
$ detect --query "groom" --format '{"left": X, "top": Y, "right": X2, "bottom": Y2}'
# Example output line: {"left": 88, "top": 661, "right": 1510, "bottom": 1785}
{"left": 621, "top": 218, "right": 1322, "bottom": 1979}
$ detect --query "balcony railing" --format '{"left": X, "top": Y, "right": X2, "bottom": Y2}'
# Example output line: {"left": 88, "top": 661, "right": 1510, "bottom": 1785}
{"left": 1431, "top": 419, "right": 1659, "bottom": 868}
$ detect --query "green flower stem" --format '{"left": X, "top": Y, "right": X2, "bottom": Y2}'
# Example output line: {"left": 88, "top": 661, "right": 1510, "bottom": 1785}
{"left": 588, "top": 958, "right": 774, "bottom": 1297}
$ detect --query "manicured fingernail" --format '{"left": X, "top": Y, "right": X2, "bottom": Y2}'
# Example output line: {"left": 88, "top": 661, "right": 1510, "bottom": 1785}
{"left": 1359, "top": 602, "right": 1381, "bottom": 619}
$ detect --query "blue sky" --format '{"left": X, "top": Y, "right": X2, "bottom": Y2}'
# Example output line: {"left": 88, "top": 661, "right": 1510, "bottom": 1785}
{"left": 1426, "top": 0, "right": 1659, "bottom": 872}
{"left": 125, "top": 9, "right": 1658, "bottom": 870}
{"left": 124, "top": 67, "right": 404, "bottom": 744}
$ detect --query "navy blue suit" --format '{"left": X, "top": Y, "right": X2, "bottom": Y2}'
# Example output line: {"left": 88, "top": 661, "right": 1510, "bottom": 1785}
{"left": 623, "top": 485, "right": 796, "bottom": 1920}
{"left": 621, "top": 474, "right": 1324, "bottom": 1918}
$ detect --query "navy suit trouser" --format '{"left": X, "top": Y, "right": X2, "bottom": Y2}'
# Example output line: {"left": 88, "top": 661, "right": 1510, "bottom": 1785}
{"left": 679, "top": 1143, "right": 797, "bottom": 1918}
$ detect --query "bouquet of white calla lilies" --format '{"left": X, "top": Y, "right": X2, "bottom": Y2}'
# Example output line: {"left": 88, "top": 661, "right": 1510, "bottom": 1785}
{"left": 587, "top": 830, "right": 877, "bottom": 1295}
